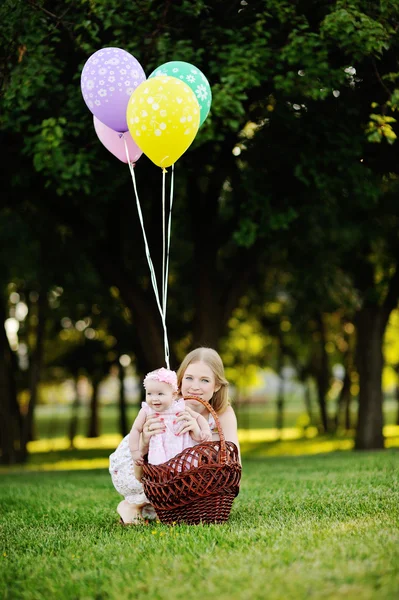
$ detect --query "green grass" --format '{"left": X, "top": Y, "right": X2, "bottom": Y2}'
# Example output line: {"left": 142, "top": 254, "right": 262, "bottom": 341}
{"left": 1, "top": 451, "right": 398, "bottom": 600}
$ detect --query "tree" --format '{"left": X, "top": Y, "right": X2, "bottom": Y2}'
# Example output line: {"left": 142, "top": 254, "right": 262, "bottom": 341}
{"left": 2, "top": 0, "right": 399, "bottom": 458}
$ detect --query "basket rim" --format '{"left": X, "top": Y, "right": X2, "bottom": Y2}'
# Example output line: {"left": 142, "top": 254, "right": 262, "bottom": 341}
{"left": 142, "top": 438, "right": 240, "bottom": 472}
{"left": 143, "top": 460, "right": 241, "bottom": 485}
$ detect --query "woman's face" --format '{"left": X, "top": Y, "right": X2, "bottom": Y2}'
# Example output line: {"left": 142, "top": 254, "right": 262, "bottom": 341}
{"left": 180, "top": 360, "right": 220, "bottom": 403}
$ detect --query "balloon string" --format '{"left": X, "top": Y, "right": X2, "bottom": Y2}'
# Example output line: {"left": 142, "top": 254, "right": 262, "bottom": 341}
{"left": 161, "top": 169, "right": 169, "bottom": 367}
{"left": 162, "top": 168, "right": 166, "bottom": 317}
{"left": 161, "top": 166, "right": 174, "bottom": 367}
{"left": 124, "top": 138, "right": 170, "bottom": 369}
{"left": 164, "top": 164, "right": 174, "bottom": 315}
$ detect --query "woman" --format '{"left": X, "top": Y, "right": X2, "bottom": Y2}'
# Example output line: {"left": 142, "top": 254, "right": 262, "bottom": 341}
{"left": 109, "top": 347, "right": 240, "bottom": 524}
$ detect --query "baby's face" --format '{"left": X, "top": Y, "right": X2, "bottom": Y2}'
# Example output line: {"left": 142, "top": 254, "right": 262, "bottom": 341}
{"left": 145, "top": 381, "right": 175, "bottom": 412}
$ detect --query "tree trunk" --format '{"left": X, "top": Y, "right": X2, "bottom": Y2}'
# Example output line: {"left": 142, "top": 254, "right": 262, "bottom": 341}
{"left": 87, "top": 376, "right": 100, "bottom": 438}
{"left": 335, "top": 370, "right": 351, "bottom": 431}
{"left": 344, "top": 383, "right": 352, "bottom": 431}
{"left": 303, "top": 378, "right": 313, "bottom": 426}
{"left": 193, "top": 288, "right": 222, "bottom": 348}
{"left": 276, "top": 346, "right": 285, "bottom": 432}
{"left": 337, "top": 325, "right": 356, "bottom": 431}
{"left": 68, "top": 379, "right": 80, "bottom": 449}
{"left": 396, "top": 378, "right": 399, "bottom": 426}
{"left": 21, "top": 291, "right": 46, "bottom": 458}
{"left": 192, "top": 240, "right": 223, "bottom": 349}
{"left": 354, "top": 306, "right": 385, "bottom": 450}
{"left": 315, "top": 313, "right": 330, "bottom": 433}
{"left": 0, "top": 300, "right": 23, "bottom": 464}
{"left": 118, "top": 365, "right": 128, "bottom": 438}
{"left": 394, "top": 366, "right": 399, "bottom": 426}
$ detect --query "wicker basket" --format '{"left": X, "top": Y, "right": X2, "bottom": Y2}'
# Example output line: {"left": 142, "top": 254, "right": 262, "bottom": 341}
{"left": 142, "top": 395, "right": 241, "bottom": 525}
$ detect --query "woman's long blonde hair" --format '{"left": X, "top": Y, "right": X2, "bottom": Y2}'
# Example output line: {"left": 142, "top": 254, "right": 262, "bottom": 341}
{"left": 176, "top": 347, "right": 229, "bottom": 414}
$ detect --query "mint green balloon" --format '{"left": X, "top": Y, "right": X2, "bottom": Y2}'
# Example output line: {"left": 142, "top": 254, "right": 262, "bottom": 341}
{"left": 148, "top": 61, "right": 212, "bottom": 127}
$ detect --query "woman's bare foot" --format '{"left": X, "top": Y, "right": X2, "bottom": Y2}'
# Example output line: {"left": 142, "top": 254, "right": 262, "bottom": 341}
{"left": 117, "top": 500, "right": 144, "bottom": 525}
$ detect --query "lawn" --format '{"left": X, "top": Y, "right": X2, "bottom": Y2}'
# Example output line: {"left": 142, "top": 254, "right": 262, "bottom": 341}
{"left": 1, "top": 450, "right": 398, "bottom": 600}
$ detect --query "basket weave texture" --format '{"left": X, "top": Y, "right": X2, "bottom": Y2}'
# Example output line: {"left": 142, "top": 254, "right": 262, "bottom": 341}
{"left": 142, "top": 396, "right": 241, "bottom": 525}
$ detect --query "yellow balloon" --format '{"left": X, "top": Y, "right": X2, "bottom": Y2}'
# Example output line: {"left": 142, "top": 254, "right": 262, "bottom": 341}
{"left": 126, "top": 76, "right": 200, "bottom": 168}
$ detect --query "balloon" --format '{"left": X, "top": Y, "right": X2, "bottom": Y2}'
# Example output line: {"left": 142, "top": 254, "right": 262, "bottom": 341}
{"left": 148, "top": 61, "right": 211, "bottom": 127}
{"left": 81, "top": 47, "right": 146, "bottom": 132}
{"left": 93, "top": 116, "right": 142, "bottom": 164}
{"left": 127, "top": 76, "right": 200, "bottom": 169}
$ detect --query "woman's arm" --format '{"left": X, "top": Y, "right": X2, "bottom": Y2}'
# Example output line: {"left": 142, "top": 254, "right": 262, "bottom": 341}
{"left": 134, "top": 463, "right": 143, "bottom": 482}
{"left": 217, "top": 406, "right": 241, "bottom": 464}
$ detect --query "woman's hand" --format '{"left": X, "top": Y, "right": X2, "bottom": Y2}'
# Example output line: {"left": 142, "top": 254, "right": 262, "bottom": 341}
{"left": 175, "top": 406, "right": 202, "bottom": 441}
{"left": 141, "top": 414, "right": 166, "bottom": 450}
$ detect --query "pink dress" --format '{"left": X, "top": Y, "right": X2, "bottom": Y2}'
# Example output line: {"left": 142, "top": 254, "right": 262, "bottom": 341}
{"left": 145, "top": 398, "right": 195, "bottom": 465}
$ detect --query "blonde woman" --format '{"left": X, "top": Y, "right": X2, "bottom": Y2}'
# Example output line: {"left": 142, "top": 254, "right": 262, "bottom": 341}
{"left": 109, "top": 347, "right": 240, "bottom": 524}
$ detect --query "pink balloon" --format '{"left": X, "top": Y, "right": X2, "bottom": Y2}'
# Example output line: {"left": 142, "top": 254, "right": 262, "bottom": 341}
{"left": 93, "top": 116, "right": 143, "bottom": 164}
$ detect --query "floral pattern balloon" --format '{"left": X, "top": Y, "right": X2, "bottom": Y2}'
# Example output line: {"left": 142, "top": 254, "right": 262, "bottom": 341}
{"left": 148, "top": 61, "right": 211, "bottom": 127}
{"left": 81, "top": 47, "right": 146, "bottom": 132}
{"left": 127, "top": 76, "right": 200, "bottom": 169}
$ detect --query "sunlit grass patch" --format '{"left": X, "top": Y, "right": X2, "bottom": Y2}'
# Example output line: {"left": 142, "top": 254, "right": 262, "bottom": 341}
{"left": 26, "top": 433, "right": 123, "bottom": 453}
{"left": 240, "top": 436, "right": 354, "bottom": 457}
{"left": 238, "top": 426, "right": 319, "bottom": 442}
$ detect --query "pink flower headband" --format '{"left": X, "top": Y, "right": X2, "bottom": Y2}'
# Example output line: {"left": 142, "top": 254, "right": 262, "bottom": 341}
{"left": 143, "top": 367, "right": 178, "bottom": 392}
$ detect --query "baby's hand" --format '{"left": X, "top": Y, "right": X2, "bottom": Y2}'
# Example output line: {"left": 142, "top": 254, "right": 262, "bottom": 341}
{"left": 131, "top": 450, "right": 144, "bottom": 466}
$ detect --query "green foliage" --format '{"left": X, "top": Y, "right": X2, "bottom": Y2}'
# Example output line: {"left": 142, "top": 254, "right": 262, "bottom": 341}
{"left": 366, "top": 91, "right": 399, "bottom": 144}
{"left": 275, "top": 30, "right": 340, "bottom": 101}
{"left": 26, "top": 117, "right": 93, "bottom": 195}
{"left": 222, "top": 304, "right": 270, "bottom": 391}
{"left": 232, "top": 218, "right": 259, "bottom": 248}
{"left": 321, "top": 5, "right": 392, "bottom": 59}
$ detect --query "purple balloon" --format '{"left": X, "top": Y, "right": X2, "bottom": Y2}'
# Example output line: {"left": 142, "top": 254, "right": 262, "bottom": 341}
{"left": 81, "top": 47, "right": 146, "bottom": 132}
{"left": 93, "top": 116, "right": 142, "bottom": 164}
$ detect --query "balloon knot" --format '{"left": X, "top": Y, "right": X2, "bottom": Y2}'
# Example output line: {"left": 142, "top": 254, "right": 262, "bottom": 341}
{"left": 162, "top": 167, "right": 168, "bottom": 174}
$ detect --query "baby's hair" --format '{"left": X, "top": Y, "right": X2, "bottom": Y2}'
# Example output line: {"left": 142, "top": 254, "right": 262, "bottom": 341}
{"left": 176, "top": 347, "right": 229, "bottom": 414}
{"left": 143, "top": 367, "right": 178, "bottom": 392}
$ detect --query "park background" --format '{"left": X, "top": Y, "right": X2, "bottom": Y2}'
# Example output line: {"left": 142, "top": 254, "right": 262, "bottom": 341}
{"left": 1, "top": 1, "right": 398, "bottom": 599}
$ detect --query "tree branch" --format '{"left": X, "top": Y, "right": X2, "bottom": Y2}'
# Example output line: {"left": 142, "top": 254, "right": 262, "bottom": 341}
{"left": 27, "top": 0, "right": 74, "bottom": 26}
